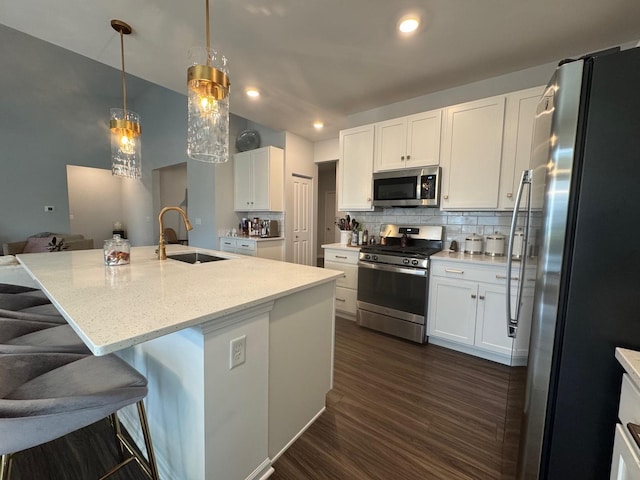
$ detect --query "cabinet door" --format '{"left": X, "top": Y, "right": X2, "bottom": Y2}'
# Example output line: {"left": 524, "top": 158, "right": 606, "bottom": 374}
{"left": 406, "top": 109, "right": 442, "bottom": 168}
{"left": 499, "top": 86, "right": 544, "bottom": 210}
{"left": 475, "top": 283, "right": 513, "bottom": 356}
{"left": 427, "top": 277, "right": 477, "bottom": 345}
{"left": 374, "top": 117, "right": 407, "bottom": 172}
{"left": 251, "top": 148, "right": 270, "bottom": 210}
{"left": 441, "top": 96, "right": 506, "bottom": 210}
{"left": 338, "top": 125, "right": 374, "bottom": 211}
{"left": 610, "top": 424, "right": 640, "bottom": 480}
{"left": 234, "top": 152, "right": 253, "bottom": 211}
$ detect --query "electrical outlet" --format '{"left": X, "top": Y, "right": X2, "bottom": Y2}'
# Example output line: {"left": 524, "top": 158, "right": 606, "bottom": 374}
{"left": 229, "top": 335, "right": 246, "bottom": 369}
{"left": 44, "top": 205, "right": 55, "bottom": 212}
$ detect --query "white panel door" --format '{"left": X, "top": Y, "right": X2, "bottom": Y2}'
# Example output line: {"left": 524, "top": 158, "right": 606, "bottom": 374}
{"left": 292, "top": 176, "right": 311, "bottom": 265}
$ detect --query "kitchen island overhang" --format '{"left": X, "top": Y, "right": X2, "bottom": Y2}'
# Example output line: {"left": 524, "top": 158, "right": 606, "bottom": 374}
{"left": 17, "top": 245, "right": 342, "bottom": 480}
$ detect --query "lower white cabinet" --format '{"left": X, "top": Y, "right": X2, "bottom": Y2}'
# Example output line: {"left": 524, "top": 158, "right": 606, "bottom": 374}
{"left": 428, "top": 257, "right": 534, "bottom": 365}
{"left": 611, "top": 361, "right": 640, "bottom": 480}
{"left": 322, "top": 245, "right": 360, "bottom": 320}
{"left": 219, "top": 236, "right": 284, "bottom": 261}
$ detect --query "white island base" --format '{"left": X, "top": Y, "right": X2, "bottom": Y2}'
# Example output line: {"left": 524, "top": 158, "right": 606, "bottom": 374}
{"left": 117, "top": 281, "right": 335, "bottom": 480}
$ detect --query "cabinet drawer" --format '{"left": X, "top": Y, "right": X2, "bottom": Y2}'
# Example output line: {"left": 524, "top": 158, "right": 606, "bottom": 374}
{"left": 325, "top": 261, "right": 358, "bottom": 290}
{"left": 611, "top": 423, "right": 640, "bottom": 479}
{"left": 335, "top": 286, "right": 357, "bottom": 315}
{"left": 235, "top": 239, "right": 257, "bottom": 252}
{"left": 220, "top": 237, "right": 237, "bottom": 249}
{"left": 431, "top": 261, "right": 533, "bottom": 286}
{"left": 619, "top": 374, "right": 640, "bottom": 428}
{"left": 325, "top": 248, "right": 359, "bottom": 264}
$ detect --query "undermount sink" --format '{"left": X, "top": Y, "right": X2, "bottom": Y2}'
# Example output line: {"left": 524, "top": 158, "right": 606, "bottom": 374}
{"left": 167, "top": 252, "right": 228, "bottom": 264}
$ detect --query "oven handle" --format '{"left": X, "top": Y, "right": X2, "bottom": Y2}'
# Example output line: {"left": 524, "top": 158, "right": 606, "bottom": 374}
{"left": 358, "top": 261, "right": 427, "bottom": 277}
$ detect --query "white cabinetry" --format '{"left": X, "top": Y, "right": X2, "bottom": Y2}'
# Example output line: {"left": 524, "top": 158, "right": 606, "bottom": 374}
{"left": 611, "top": 354, "right": 640, "bottom": 480}
{"left": 428, "top": 257, "right": 534, "bottom": 365}
{"left": 374, "top": 109, "right": 442, "bottom": 172}
{"left": 440, "top": 95, "right": 506, "bottom": 210}
{"left": 499, "top": 86, "right": 544, "bottom": 210}
{"left": 219, "top": 237, "right": 284, "bottom": 261}
{"left": 322, "top": 245, "right": 359, "bottom": 320}
{"left": 338, "top": 125, "right": 374, "bottom": 211}
{"left": 234, "top": 146, "right": 284, "bottom": 212}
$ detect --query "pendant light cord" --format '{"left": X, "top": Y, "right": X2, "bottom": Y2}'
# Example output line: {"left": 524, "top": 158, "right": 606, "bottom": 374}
{"left": 119, "top": 30, "right": 127, "bottom": 115}
{"left": 205, "top": 0, "right": 211, "bottom": 67}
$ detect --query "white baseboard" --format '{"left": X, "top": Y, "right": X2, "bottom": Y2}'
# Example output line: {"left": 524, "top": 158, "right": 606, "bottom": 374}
{"left": 270, "top": 407, "right": 326, "bottom": 464}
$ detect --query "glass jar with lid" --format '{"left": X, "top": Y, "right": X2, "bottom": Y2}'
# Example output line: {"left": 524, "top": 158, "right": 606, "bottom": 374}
{"left": 104, "top": 234, "right": 130, "bottom": 266}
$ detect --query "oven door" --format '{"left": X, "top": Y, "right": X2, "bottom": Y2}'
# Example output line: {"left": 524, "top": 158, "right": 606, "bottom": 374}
{"left": 356, "top": 261, "right": 428, "bottom": 343}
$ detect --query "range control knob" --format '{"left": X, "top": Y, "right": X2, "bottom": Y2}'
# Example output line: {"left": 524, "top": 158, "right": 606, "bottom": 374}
{"left": 364, "top": 254, "right": 371, "bottom": 260}
{"left": 403, "top": 258, "right": 410, "bottom": 264}
{"left": 372, "top": 255, "right": 378, "bottom": 261}
{"left": 412, "top": 259, "right": 419, "bottom": 266}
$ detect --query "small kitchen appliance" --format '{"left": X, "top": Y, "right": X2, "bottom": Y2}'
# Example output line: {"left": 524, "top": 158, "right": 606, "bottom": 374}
{"left": 464, "top": 234, "right": 483, "bottom": 254}
{"left": 485, "top": 232, "right": 505, "bottom": 256}
{"left": 357, "top": 224, "right": 443, "bottom": 343}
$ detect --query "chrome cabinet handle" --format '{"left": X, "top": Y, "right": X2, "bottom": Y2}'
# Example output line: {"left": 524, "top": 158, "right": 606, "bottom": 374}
{"left": 479, "top": 295, "right": 485, "bottom": 300}
{"left": 336, "top": 297, "right": 346, "bottom": 302}
{"left": 471, "top": 294, "right": 477, "bottom": 299}
{"left": 443, "top": 195, "right": 449, "bottom": 200}
{"left": 445, "top": 268, "right": 464, "bottom": 274}
{"left": 401, "top": 155, "right": 405, "bottom": 160}
{"left": 507, "top": 193, "right": 513, "bottom": 198}
{"left": 406, "top": 155, "right": 411, "bottom": 160}
{"left": 335, "top": 255, "right": 347, "bottom": 259}
{"left": 496, "top": 274, "right": 520, "bottom": 281}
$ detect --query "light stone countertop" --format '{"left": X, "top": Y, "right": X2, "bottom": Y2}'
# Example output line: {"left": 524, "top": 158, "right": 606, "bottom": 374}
{"left": 17, "top": 245, "right": 342, "bottom": 356}
{"left": 432, "top": 250, "right": 536, "bottom": 267}
{"left": 616, "top": 348, "right": 640, "bottom": 386}
{"left": 220, "top": 235, "right": 284, "bottom": 242}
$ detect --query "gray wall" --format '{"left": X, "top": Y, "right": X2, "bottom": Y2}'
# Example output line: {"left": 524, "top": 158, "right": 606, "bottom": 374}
{"left": 0, "top": 24, "right": 248, "bottom": 252}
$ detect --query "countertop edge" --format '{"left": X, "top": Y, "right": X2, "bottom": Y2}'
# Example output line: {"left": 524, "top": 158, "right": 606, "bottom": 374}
{"left": 616, "top": 347, "right": 640, "bottom": 386}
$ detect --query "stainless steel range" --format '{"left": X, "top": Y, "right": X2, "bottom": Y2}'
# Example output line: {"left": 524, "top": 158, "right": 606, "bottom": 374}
{"left": 357, "top": 225, "right": 443, "bottom": 343}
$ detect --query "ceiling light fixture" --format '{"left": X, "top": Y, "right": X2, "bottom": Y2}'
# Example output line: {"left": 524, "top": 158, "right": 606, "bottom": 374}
{"left": 187, "top": 0, "right": 230, "bottom": 163}
{"left": 398, "top": 17, "right": 420, "bottom": 34}
{"left": 313, "top": 121, "right": 324, "bottom": 130}
{"left": 110, "top": 20, "right": 141, "bottom": 179}
{"left": 246, "top": 88, "right": 260, "bottom": 98}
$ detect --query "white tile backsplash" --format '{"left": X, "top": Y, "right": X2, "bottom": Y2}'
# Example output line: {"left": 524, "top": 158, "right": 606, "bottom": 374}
{"left": 344, "top": 207, "right": 539, "bottom": 250}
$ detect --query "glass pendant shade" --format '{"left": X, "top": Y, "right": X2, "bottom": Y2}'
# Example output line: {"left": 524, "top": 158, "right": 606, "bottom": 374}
{"left": 110, "top": 108, "right": 142, "bottom": 179}
{"left": 110, "top": 19, "right": 141, "bottom": 179}
{"left": 187, "top": 46, "right": 230, "bottom": 163}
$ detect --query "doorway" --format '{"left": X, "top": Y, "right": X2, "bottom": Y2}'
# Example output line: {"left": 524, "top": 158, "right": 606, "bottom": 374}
{"left": 316, "top": 161, "right": 338, "bottom": 266}
{"left": 291, "top": 174, "right": 312, "bottom": 265}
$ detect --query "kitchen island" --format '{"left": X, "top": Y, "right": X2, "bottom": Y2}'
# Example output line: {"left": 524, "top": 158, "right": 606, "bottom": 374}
{"left": 17, "top": 245, "right": 342, "bottom": 480}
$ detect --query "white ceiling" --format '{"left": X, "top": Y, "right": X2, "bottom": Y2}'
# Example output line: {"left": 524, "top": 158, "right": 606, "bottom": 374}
{"left": 1, "top": 0, "right": 639, "bottom": 141}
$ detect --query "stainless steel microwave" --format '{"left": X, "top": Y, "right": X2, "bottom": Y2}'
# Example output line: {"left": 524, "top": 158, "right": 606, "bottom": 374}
{"left": 372, "top": 167, "right": 441, "bottom": 207}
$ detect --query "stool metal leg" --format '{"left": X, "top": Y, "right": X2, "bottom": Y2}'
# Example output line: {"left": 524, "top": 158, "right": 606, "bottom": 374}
{"left": 0, "top": 454, "right": 12, "bottom": 480}
{"left": 99, "top": 401, "right": 159, "bottom": 480}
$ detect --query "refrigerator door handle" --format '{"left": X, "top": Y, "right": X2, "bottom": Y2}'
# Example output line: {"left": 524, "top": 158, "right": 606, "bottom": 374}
{"left": 506, "top": 169, "right": 532, "bottom": 338}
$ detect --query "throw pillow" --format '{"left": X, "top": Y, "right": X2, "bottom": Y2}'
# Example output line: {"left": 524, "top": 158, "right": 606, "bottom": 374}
{"left": 23, "top": 236, "right": 55, "bottom": 253}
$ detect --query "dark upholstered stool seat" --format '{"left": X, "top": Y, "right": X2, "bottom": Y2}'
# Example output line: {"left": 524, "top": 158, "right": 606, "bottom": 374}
{"left": 0, "top": 353, "right": 159, "bottom": 480}
{"left": 0, "top": 284, "right": 39, "bottom": 295}
{"left": 0, "top": 293, "right": 51, "bottom": 312}
{"left": 0, "top": 308, "right": 66, "bottom": 324}
{"left": 0, "top": 318, "right": 90, "bottom": 354}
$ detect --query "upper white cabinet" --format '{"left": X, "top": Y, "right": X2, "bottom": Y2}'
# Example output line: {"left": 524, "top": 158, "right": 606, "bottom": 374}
{"left": 499, "top": 86, "right": 544, "bottom": 210}
{"left": 440, "top": 95, "right": 506, "bottom": 210}
{"left": 338, "top": 125, "right": 374, "bottom": 211}
{"left": 374, "top": 109, "right": 442, "bottom": 172}
{"left": 234, "top": 146, "right": 284, "bottom": 212}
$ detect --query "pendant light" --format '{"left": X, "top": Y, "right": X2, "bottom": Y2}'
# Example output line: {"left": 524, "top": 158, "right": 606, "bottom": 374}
{"left": 187, "top": 0, "right": 230, "bottom": 163}
{"left": 110, "top": 19, "right": 142, "bottom": 179}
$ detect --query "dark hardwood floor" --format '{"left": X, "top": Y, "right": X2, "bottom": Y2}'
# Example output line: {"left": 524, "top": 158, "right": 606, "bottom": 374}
{"left": 8, "top": 317, "right": 516, "bottom": 479}
{"left": 271, "top": 318, "right": 515, "bottom": 480}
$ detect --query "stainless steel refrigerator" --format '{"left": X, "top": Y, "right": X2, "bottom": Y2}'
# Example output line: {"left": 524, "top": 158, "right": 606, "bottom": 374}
{"left": 505, "top": 46, "right": 640, "bottom": 479}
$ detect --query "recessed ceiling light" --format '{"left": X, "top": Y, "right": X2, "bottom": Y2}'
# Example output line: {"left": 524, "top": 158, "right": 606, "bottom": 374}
{"left": 398, "top": 17, "right": 420, "bottom": 34}
{"left": 313, "top": 121, "right": 324, "bottom": 130}
{"left": 246, "top": 88, "right": 260, "bottom": 98}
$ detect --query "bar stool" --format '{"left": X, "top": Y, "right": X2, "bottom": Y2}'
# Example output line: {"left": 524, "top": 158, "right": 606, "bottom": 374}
{"left": 0, "top": 317, "right": 90, "bottom": 354}
{"left": 0, "top": 286, "right": 66, "bottom": 323}
{"left": 0, "top": 352, "right": 159, "bottom": 480}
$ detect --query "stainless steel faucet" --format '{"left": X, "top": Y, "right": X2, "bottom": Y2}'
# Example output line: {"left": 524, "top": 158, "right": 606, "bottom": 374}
{"left": 157, "top": 207, "right": 193, "bottom": 260}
